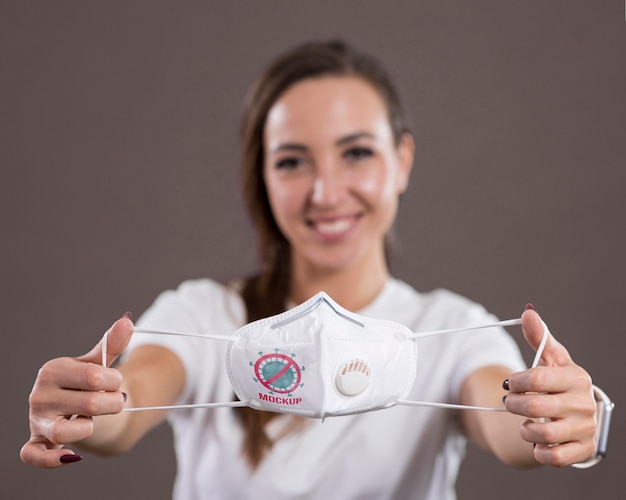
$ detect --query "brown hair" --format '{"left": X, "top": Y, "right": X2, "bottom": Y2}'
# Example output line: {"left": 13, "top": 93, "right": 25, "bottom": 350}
{"left": 237, "top": 39, "right": 411, "bottom": 468}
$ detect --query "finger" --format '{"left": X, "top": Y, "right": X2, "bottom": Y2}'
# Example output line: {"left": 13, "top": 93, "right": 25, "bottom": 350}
{"left": 78, "top": 312, "right": 134, "bottom": 367}
{"left": 20, "top": 439, "right": 82, "bottom": 469}
{"left": 35, "top": 413, "right": 97, "bottom": 446}
{"left": 533, "top": 441, "right": 595, "bottom": 467}
{"left": 507, "top": 364, "right": 588, "bottom": 395}
{"left": 521, "top": 307, "right": 573, "bottom": 367}
{"left": 35, "top": 357, "right": 123, "bottom": 393}
{"left": 521, "top": 417, "right": 596, "bottom": 449}
{"left": 533, "top": 441, "right": 596, "bottom": 467}
{"left": 31, "top": 384, "right": 126, "bottom": 419}
{"left": 505, "top": 390, "right": 576, "bottom": 419}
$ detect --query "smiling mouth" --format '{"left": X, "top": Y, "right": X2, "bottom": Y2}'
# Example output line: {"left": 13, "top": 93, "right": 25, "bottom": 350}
{"left": 307, "top": 215, "right": 361, "bottom": 238}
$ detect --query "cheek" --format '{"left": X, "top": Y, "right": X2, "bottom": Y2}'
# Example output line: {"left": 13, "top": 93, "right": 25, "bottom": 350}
{"left": 265, "top": 175, "right": 305, "bottom": 221}
{"left": 354, "top": 164, "right": 401, "bottom": 204}
{"left": 356, "top": 175, "right": 381, "bottom": 196}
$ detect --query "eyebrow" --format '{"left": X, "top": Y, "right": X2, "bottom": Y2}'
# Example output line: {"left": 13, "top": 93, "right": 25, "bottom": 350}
{"left": 271, "top": 143, "right": 308, "bottom": 154}
{"left": 270, "top": 131, "right": 376, "bottom": 154}
{"left": 336, "top": 131, "right": 375, "bottom": 146}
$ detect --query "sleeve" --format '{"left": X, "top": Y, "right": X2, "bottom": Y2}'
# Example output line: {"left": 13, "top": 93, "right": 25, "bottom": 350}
{"left": 124, "top": 279, "right": 233, "bottom": 405}
{"left": 447, "top": 300, "right": 527, "bottom": 401}
{"left": 418, "top": 289, "right": 527, "bottom": 402}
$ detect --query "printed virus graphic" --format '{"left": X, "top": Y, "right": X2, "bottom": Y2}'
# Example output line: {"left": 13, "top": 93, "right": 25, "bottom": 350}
{"left": 252, "top": 350, "right": 304, "bottom": 395}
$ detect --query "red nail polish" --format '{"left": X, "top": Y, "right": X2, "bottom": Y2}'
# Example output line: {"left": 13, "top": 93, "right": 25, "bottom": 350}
{"left": 502, "top": 395, "right": 507, "bottom": 404}
{"left": 525, "top": 303, "right": 537, "bottom": 312}
{"left": 502, "top": 379, "right": 509, "bottom": 391}
{"left": 122, "top": 392, "right": 128, "bottom": 403}
{"left": 60, "top": 454, "right": 83, "bottom": 464}
{"left": 123, "top": 311, "right": 133, "bottom": 320}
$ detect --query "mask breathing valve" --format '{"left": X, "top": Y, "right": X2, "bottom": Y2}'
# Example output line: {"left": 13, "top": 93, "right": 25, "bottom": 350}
{"left": 335, "top": 357, "right": 371, "bottom": 396}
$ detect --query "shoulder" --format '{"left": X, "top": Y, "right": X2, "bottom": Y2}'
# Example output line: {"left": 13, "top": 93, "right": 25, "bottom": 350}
{"left": 372, "top": 278, "right": 496, "bottom": 330}
{"left": 162, "top": 278, "right": 236, "bottom": 301}
{"left": 421, "top": 287, "right": 494, "bottom": 325}
{"left": 153, "top": 278, "right": 240, "bottom": 309}
{"left": 379, "top": 278, "right": 479, "bottom": 308}
{"left": 139, "top": 278, "right": 245, "bottom": 332}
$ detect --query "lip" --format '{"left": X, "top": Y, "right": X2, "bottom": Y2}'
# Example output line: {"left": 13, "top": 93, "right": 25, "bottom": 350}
{"left": 306, "top": 214, "right": 362, "bottom": 242}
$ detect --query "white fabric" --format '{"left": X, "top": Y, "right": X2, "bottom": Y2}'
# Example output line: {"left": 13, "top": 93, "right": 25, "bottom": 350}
{"left": 128, "top": 278, "right": 526, "bottom": 500}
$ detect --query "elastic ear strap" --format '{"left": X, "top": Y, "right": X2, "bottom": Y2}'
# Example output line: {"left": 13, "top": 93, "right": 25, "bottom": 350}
{"left": 530, "top": 320, "right": 549, "bottom": 368}
{"left": 68, "top": 327, "right": 114, "bottom": 422}
{"left": 408, "top": 318, "right": 522, "bottom": 339}
{"left": 111, "top": 326, "right": 249, "bottom": 412}
{"left": 395, "top": 400, "right": 507, "bottom": 412}
{"left": 122, "top": 401, "right": 250, "bottom": 412}
{"left": 409, "top": 317, "right": 548, "bottom": 369}
{"left": 398, "top": 318, "right": 550, "bottom": 413}
{"left": 101, "top": 328, "right": 111, "bottom": 367}
{"left": 133, "top": 327, "right": 234, "bottom": 341}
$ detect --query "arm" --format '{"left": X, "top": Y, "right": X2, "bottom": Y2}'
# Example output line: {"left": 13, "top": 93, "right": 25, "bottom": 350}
{"left": 460, "top": 365, "right": 537, "bottom": 467}
{"left": 460, "top": 306, "right": 597, "bottom": 468}
{"left": 20, "top": 314, "right": 185, "bottom": 468}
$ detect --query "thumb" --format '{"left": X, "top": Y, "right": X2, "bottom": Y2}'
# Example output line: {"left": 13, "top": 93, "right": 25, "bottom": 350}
{"left": 522, "top": 304, "right": 573, "bottom": 367}
{"left": 78, "top": 312, "right": 134, "bottom": 367}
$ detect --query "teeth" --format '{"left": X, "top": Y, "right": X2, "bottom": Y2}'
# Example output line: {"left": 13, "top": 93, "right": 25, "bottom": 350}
{"left": 315, "top": 219, "right": 351, "bottom": 234}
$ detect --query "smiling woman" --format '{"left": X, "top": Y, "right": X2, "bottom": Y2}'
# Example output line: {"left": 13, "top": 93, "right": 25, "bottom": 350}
{"left": 21, "top": 40, "right": 602, "bottom": 500}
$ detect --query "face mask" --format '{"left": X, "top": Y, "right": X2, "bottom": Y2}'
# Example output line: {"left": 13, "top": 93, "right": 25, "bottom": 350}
{"left": 227, "top": 292, "right": 418, "bottom": 419}
{"left": 104, "top": 292, "right": 548, "bottom": 418}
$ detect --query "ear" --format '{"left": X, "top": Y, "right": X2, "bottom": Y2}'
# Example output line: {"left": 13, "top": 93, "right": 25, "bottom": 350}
{"left": 395, "top": 133, "right": 415, "bottom": 194}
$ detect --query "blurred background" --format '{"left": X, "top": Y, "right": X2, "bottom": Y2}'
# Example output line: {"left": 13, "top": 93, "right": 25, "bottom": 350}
{"left": 2, "top": 1, "right": 624, "bottom": 498}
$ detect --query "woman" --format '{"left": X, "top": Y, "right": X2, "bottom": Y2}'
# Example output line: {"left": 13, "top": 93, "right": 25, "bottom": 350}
{"left": 21, "top": 40, "right": 599, "bottom": 499}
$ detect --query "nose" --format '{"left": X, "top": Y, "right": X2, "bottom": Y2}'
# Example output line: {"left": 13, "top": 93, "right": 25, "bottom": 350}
{"left": 311, "top": 166, "right": 343, "bottom": 207}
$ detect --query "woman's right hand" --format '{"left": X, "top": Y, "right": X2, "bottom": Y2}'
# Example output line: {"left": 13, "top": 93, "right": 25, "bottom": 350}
{"left": 20, "top": 313, "right": 134, "bottom": 468}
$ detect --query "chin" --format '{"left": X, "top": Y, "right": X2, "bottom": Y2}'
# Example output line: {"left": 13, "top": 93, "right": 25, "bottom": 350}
{"left": 303, "top": 246, "right": 376, "bottom": 275}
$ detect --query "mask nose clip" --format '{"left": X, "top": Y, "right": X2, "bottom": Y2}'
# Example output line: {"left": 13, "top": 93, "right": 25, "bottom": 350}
{"left": 271, "top": 293, "right": 365, "bottom": 329}
{"left": 335, "top": 357, "right": 371, "bottom": 396}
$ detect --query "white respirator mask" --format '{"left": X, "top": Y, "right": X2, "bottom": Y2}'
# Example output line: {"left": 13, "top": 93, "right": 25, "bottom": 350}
{"left": 226, "top": 292, "right": 418, "bottom": 418}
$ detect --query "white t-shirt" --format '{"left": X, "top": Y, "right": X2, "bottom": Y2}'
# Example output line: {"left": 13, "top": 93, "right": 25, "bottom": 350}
{"left": 128, "top": 278, "right": 526, "bottom": 500}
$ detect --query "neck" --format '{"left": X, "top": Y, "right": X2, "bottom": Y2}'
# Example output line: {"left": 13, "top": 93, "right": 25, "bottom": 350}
{"left": 288, "top": 255, "right": 389, "bottom": 312}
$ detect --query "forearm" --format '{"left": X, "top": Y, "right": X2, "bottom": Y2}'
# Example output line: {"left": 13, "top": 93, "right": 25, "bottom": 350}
{"left": 460, "top": 365, "right": 539, "bottom": 467}
{"left": 75, "top": 397, "right": 135, "bottom": 455}
{"left": 75, "top": 388, "right": 164, "bottom": 455}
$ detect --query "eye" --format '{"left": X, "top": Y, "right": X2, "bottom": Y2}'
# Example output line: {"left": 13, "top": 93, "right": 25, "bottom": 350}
{"left": 275, "top": 156, "right": 304, "bottom": 170}
{"left": 344, "top": 146, "right": 374, "bottom": 162}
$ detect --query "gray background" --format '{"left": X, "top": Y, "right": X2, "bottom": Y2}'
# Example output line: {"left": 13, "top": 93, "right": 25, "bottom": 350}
{"left": 2, "top": 1, "right": 624, "bottom": 498}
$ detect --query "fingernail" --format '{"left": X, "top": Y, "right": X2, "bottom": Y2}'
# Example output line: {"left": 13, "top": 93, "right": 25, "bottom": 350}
{"left": 533, "top": 443, "right": 537, "bottom": 449}
{"left": 122, "top": 392, "right": 128, "bottom": 403}
{"left": 123, "top": 311, "right": 133, "bottom": 320}
{"left": 502, "top": 379, "right": 509, "bottom": 391}
{"left": 502, "top": 395, "right": 507, "bottom": 404}
{"left": 60, "top": 454, "right": 83, "bottom": 464}
{"left": 525, "top": 303, "right": 537, "bottom": 312}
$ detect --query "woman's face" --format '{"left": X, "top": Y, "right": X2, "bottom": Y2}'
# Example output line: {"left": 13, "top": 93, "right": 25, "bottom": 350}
{"left": 263, "top": 76, "right": 413, "bottom": 275}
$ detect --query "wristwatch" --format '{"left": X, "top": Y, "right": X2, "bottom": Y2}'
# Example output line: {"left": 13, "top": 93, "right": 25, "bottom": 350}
{"left": 571, "top": 384, "right": 615, "bottom": 469}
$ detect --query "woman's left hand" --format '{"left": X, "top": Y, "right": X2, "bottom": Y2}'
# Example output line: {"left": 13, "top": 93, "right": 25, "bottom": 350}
{"left": 504, "top": 306, "right": 597, "bottom": 466}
